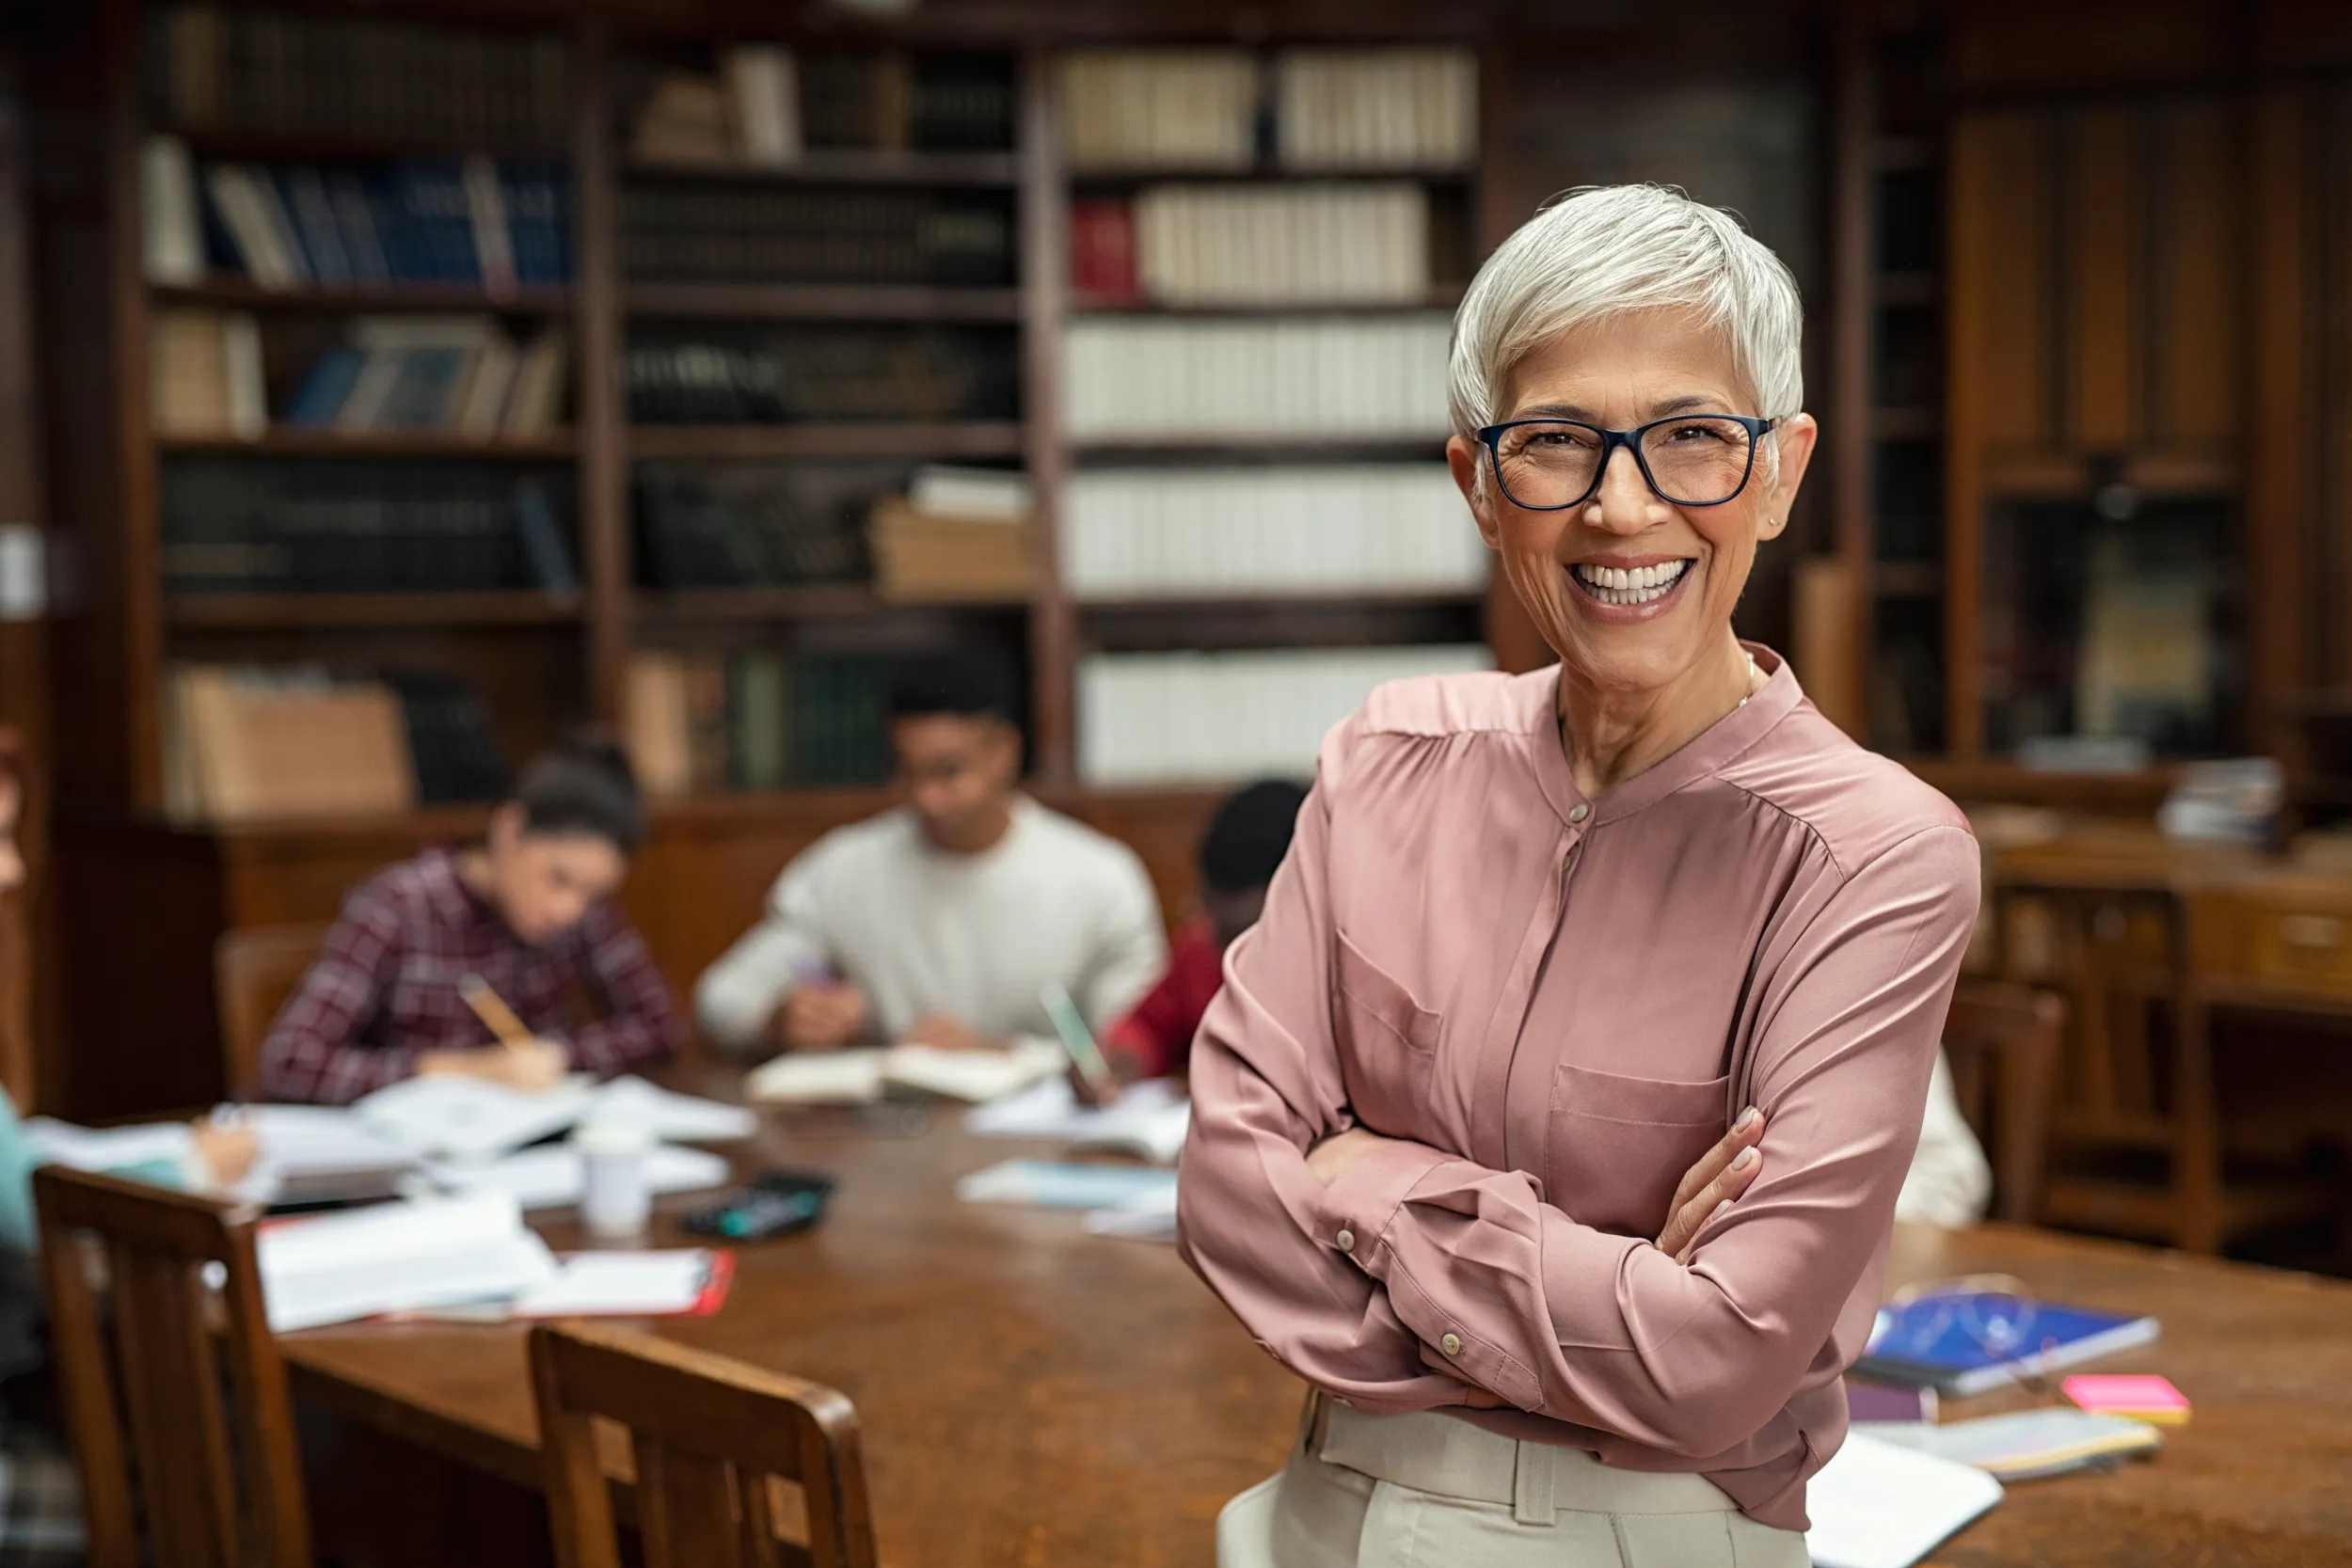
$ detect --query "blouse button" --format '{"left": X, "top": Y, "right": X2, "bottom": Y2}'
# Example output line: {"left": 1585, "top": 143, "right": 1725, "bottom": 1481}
{"left": 1440, "top": 1332, "right": 1463, "bottom": 1357}
{"left": 1568, "top": 802, "right": 1591, "bottom": 824}
{"left": 1335, "top": 1227, "right": 1356, "bottom": 1254}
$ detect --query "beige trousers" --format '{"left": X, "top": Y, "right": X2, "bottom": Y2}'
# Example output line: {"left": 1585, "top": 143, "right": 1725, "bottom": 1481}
{"left": 1217, "top": 1397, "right": 1810, "bottom": 1568}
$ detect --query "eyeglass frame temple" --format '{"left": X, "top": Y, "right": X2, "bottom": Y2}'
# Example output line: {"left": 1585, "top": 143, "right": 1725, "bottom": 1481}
{"left": 1473, "top": 414, "right": 1779, "bottom": 512}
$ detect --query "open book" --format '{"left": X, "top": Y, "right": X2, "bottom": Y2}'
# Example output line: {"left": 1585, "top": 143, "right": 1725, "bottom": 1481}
{"left": 1805, "top": 1430, "right": 2003, "bottom": 1568}
{"left": 747, "top": 1037, "right": 1067, "bottom": 1106}
{"left": 965, "top": 1077, "right": 1191, "bottom": 1164}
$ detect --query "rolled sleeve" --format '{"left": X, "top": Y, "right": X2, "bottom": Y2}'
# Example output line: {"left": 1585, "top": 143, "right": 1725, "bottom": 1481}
{"left": 693, "top": 854, "right": 830, "bottom": 1053}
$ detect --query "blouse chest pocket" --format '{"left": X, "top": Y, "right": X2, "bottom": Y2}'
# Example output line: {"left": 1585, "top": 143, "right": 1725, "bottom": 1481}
{"left": 1545, "top": 1063, "right": 1729, "bottom": 1241}
{"left": 1330, "top": 931, "right": 1441, "bottom": 1138}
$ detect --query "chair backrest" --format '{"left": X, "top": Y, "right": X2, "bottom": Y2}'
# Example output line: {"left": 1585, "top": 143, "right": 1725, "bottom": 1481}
{"left": 214, "top": 923, "right": 330, "bottom": 1097}
{"left": 1941, "top": 978, "right": 2067, "bottom": 1225}
{"left": 31, "top": 1165, "right": 311, "bottom": 1568}
{"left": 530, "top": 1321, "right": 875, "bottom": 1568}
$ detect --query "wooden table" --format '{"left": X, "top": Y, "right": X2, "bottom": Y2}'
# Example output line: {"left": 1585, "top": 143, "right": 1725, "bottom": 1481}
{"left": 279, "top": 1108, "right": 2352, "bottom": 1568}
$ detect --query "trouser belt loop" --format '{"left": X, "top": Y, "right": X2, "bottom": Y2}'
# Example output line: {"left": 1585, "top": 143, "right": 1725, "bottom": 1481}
{"left": 1512, "top": 1439, "right": 1555, "bottom": 1526}
{"left": 1301, "top": 1389, "right": 1332, "bottom": 1457}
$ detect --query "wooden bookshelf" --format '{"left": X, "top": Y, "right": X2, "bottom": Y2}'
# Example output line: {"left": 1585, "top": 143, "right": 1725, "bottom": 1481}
{"left": 624, "top": 422, "right": 1025, "bottom": 460}
{"left": 624, "top": 150, "right": 1022, "bottom": 186}
{"left": 152, "top": 279, "right": 576, "bottom": 313}
{"left": 633, "top": 585, "right": 1028, "bottom": 623}
{"left": 155, "top": 430, "right": 579, "bottom": 458}
{"left": 167, "top": 591, "right": 584, "bottom": 628}
{"left": 623, "top": 282, "right": 1024, "bottom": 322}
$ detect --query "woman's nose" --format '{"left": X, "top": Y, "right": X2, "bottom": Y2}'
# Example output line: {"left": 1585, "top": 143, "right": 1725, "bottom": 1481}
{"left": 1586, "top": 445, "right": 1662, "bottom": 532}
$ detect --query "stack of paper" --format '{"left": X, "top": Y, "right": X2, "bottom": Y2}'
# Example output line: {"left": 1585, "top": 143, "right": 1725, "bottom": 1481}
{"left": 414, "top": 1144, "right": 732, "bottom": 1212}
{"left": 257, "top": 1193, "right": 558, "bottom": 1332}
{"left": 956, "top": 1157, "right": 1178, "bottom": 1211}
{"left": 749, "top": 1038, "right": 1067, "bottom": 1106}
{"left": 1805, "top": 1431, "right": 2003, "bottom": 1568}
{"left": 355, "top": 1075, "right": 596, "bottom": 1161}
{"left": 581, "top": 1076, "right": 759, "bottom": 1142}
{"left": 510, "top": 1250, "right": 729, "bottom": 1319}
{"left": 966, "top": 1078, "right": 1192, "bottom": 1164}
{"left": 25, "top": 1107, "right": 421, "bottom": 1207}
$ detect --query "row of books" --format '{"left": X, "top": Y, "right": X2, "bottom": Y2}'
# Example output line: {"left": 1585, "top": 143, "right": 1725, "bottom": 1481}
{"left": 152, "top": 309, "right": 264, "bottom": 441}
{"left": 1076, "top": 644, "right": 1490, "bottom": 785}
{"left": 634, "top": 465, "right": 866, "bottom": 590}
{"left": 165, "top": 663, "right": 509, "bottom": 824}
{"left": 1062, "top": 466, "right": 1486, "bottom": 598}
{"left": 618, "top": 186, "right": 1013, "bottom": 289}
{"left": 630, "top": 50, "right": 1015, "bottom": 165}
{"left": 160, "top": 461, "right": 577, "bottom": 595}
{"left": 144, "top": 139, "right": 572, "bottom": 292}
{"left": 148, "top": 6, "right": 569, "bottom": 146}
{"left": 283, "top": 320, "right": 569, "bottom": 436}
{"left": 624, "top": 651, "right": 899, "bottom": 796}
{"left": 1058, "top": 49, "right": 1475, "bottom": 171}
{"left": 626, "top": 329, "right": 1020, "bottom": 424}
{"left": 1072, "top": 183, "right": 1432, "bottom": 304}
{"left": 1062, "top": 317, "right": 1451, "bottom": 441}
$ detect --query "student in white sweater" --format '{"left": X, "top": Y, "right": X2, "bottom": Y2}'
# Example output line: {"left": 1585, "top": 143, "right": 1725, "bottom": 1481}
{"left": 695, "top": 656, "right": 1168, "bottom": 1055}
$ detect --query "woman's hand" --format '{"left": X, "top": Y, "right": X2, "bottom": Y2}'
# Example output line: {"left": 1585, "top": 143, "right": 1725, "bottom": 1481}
{"left": 1654, "top": 1107, "right": 1764, "bottom": 1262}
{"left": 1305, "top": 1126, "right": 1397, "bottom": 1187}
{"left": 189, "top": 1120, "right": 260, "bottom": 1189}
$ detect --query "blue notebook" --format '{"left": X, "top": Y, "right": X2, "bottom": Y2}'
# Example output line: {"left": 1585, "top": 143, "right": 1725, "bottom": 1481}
{"left": 1853, "top": 1291, "right": 2158, "bottom": 1398}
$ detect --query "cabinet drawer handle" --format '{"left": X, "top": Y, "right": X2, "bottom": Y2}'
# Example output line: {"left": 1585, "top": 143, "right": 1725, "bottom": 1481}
{"left": 2278, "top": 914, "right": 2344, "bottom": 952}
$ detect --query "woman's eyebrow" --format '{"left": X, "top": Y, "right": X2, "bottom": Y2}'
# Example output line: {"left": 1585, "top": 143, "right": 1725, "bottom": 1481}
{"left": 1504, "top": 393, "right": 1736, "bottom": 423}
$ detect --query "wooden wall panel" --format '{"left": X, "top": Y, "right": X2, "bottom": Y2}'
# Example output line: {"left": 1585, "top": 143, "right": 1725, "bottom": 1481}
{"left": 2157, "top": 100, "right": 2241, "bottom": 451}
{"left": 2065, "top": 108, "right": 2138, "bottom": 451}
{"left": 1957, "top": 112, "right": 2049, "bottom": 456}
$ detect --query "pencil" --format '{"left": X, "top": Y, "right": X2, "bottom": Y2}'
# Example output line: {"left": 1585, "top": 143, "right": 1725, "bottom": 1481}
{"left": 458, "top": 974, "right": 532, "bottom": 1047}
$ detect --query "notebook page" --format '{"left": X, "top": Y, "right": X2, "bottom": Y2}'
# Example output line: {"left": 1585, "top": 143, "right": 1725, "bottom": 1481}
{"left": 1805, "top": 1430, "right": 2003, "bottom": 1568}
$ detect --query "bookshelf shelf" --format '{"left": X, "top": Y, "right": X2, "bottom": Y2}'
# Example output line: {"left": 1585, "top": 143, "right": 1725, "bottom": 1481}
{"left": 167, "top": 592, "right": 585, "bottom": 629}
{"left": 171, "top": 128, "right": 570, "bottom": 163}
{"left": 625, "top": 150, "right": 1022, "bottom": 186}
{"left": 1077, "top": 590, "right": 1483, "bottom": 613}
{"left": 1071, "top": 291, "right": 1463, "bottom": 317}
{"left": 155, "top": 430, "right": 579, "bottom": 459}
{"left": 1066, "top": 164, "right": 1475, "bottom": 184}
{"left": 636, "top": 586, "right": 1030, "bottom": 622}
{"left": 152, "top": 278, "right": 575, "bottom": 314}
{"left": 624, "top": 283, "right": 1024, "bottom": 323}
{"left": 1070, "top": 436, "right": 1451, "bottom": 463}
{"left": 626, "top": 422, "right": 1026, "bottom": 460}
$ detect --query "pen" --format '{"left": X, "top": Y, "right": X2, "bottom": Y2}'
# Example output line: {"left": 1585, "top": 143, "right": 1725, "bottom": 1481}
{"left": 458, "top": 974, "right": 532, "bottom": 1046}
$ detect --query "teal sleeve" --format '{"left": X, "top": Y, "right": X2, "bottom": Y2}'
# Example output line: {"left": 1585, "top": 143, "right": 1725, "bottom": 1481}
{"left": 0, "top": 1093, "right": 44, "bottom": 1257}
{"left": 0, "top": 1093, "right": 187, "bottom": 1257}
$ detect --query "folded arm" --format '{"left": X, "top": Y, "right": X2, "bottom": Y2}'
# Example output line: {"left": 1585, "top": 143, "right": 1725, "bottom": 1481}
{"left": 1176, "top": 721, "right": 1486, "bottom": 1411}
{"left": 1319, "top": 825, "right": 1980, "bottom": 1455}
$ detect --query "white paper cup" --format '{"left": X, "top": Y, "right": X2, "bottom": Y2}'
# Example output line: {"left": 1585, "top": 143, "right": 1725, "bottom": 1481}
{"left": 575, "top": 1119, "right": 653, "bottom": 1240}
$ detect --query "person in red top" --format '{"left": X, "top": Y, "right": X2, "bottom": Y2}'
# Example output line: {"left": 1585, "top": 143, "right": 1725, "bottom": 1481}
{"left": 1097, "top": 780, "right": 1308, "bottom": 1087}
{"left": 257, "top": 736, "right": 682, "bottom": 1104}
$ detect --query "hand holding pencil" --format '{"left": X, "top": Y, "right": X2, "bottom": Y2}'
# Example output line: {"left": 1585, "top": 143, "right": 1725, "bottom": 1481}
{"left": 417, "top": 974, "right": 569, "bottom": 1091}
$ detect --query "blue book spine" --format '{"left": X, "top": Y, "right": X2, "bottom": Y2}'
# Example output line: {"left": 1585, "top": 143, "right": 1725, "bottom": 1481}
{"left": 284, "top": 346, "right": 366, "bottom": 426}
{"left": 392, "top": 160, "right": 478, "bottom": 284}
{"left": 511, "top": 477, "right": 579, "bottom": 591}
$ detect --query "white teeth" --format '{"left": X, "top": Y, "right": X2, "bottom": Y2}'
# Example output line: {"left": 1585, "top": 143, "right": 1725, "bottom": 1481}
{"left": 1572, "top": 559, "right": 1691, "bottom": 607}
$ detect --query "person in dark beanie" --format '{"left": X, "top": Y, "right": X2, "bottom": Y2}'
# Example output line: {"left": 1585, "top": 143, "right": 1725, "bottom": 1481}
{"left": 258, "top": 735, "right": 681, "bottom": 1103}
{"left": 1093, "top": 779, "right": 1309, "bottom": 1092}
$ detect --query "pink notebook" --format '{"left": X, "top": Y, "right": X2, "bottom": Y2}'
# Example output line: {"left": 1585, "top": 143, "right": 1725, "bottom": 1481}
{"left": 2063, "top": 1373, "right": 2190, "bottom": 1424}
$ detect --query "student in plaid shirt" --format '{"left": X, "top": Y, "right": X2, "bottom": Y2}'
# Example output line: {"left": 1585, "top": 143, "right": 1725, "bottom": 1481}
{"left": 258, "top": 737, "right": 682, "bottom": 1104}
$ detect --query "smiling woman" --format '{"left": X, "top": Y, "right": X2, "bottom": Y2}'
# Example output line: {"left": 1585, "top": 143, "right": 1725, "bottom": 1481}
{"left": 1176, "top": 186, "right": 1979, "bottom": 1568}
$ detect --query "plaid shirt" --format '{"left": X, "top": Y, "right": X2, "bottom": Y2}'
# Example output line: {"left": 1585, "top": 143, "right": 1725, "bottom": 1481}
{"left": 256, "top": 847, "right": 682, "bottom": 1104}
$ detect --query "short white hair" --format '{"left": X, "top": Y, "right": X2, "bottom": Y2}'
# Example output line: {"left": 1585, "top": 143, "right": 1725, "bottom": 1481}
{"left": 1447, "top": 184, "right": 1804, "bottom": 443}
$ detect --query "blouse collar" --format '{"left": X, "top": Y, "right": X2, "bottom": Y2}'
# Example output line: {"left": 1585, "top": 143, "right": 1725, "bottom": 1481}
{"left": 1521, "top": 641, "right": 1804, "bottom": 830}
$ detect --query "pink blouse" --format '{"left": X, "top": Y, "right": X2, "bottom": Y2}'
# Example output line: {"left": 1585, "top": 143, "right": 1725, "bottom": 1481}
{"left": 1175, "top": 648, "right": 1979, "bottom": 1530}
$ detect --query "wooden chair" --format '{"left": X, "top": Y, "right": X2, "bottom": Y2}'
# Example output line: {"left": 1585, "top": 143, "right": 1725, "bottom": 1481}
{"left": 31, "top": 1165, "right": 311, "bottom": 1568}
{"left": 214, "top": 922, "right": 330, "bottom": 1096}
{"left": 1940, "top": 979, "right": 2065, "bottom": 1225}
{"left": 530, "top": 1320, "right": 876, "bottom": 1568}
